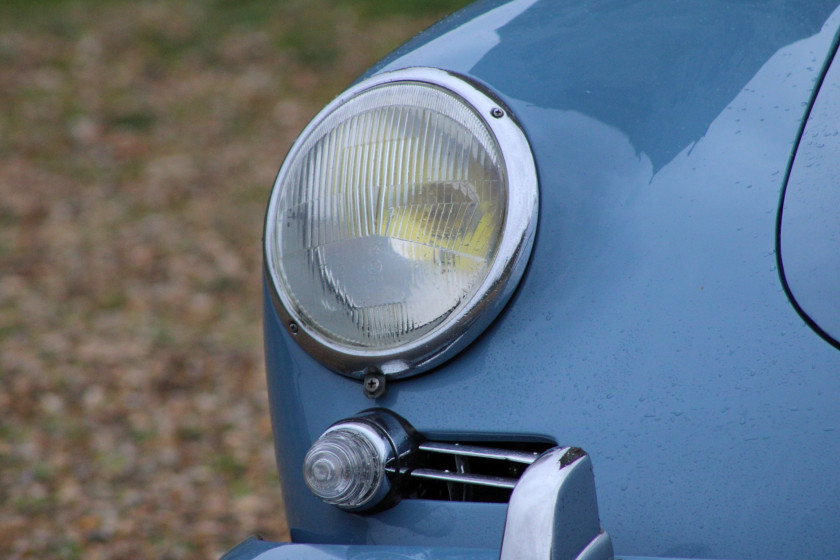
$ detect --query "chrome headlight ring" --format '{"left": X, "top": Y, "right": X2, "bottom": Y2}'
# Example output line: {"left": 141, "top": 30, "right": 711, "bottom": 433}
{"left": 265, "top": 67, "right": 538, "bottom": 379}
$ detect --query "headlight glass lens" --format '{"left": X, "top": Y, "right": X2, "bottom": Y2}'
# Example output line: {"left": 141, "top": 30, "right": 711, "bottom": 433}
{"left": 268, "top": 82, "right": 506, "bottom": 350}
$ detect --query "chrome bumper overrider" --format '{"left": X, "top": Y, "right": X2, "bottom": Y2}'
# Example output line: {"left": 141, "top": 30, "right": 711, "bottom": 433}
{"left": 500, "top": 446, "right": 613, "bottom": 560}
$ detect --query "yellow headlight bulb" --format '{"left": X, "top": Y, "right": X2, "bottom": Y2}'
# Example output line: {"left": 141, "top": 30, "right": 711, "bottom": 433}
{"left": 385, "top": 178, "right": 501, "bottom": 273}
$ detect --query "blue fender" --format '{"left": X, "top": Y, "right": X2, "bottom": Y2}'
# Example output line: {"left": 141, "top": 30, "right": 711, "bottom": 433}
{"left": 263, "top": 2, "right": 840, "bottom": 559}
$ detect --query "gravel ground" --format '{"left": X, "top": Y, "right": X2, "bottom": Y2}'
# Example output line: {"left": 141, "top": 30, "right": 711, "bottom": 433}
{"left": 0, "top": 1, "right": 467, "bottom": 558}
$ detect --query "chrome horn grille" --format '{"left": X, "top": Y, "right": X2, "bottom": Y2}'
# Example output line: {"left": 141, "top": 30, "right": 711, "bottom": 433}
{"left": 405, "top": 440, "right": 555, "bottom": 502}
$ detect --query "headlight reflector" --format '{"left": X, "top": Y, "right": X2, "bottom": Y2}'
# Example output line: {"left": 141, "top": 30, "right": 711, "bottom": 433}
{"left": 265, "top": 68, "right": 537, "bottom": 378}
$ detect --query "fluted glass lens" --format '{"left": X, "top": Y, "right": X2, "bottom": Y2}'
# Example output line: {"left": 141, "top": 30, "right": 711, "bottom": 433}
{"left": 302, "top": 428, "right": 383, "bottom": 508}
{"left": 270, "top": 82, "right": 507, "bottom": 349}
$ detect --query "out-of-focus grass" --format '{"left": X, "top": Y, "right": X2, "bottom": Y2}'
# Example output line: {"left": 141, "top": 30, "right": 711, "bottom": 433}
{"left": 0, "top": 1, "right": 471, "bottom": 559}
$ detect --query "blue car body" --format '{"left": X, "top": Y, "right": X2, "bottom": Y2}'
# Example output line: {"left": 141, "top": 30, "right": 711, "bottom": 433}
{"left": 228, "top": 1, "right": 840, "bottom": 559}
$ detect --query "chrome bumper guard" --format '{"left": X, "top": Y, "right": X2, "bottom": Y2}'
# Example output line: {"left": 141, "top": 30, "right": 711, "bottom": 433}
{"left": 500, "top": 446, "right": 614, "bottom": 560}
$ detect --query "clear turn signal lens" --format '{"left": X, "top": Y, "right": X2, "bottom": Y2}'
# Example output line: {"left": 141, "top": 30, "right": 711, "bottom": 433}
{"left": 303, "top": 425, "right": 388, "bottom": 510}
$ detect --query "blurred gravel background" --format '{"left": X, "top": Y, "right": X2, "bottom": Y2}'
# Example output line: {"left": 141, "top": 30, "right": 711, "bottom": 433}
{"left": 0, "top": 1, "right": 469, "bottom": 558}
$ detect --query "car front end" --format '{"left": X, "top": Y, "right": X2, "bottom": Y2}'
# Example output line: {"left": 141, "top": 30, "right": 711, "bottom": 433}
{"left": 227, "top": 1, "right": 840, "bottom": 559}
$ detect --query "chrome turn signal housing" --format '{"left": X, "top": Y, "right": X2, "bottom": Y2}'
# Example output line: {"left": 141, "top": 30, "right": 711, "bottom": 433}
{"left": 303, "top": 424, "right": 389, "bottom": 510}
{"left": 302, "top": 410, "right": 415, "bottom": 513}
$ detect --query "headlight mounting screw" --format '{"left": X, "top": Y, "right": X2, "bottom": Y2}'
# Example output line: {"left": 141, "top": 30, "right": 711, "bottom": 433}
{"left": 363, "top": 368, "right": 387, "bottom": 399}
{"left": 490, "top": 107, "right": 505, "bottom": 118}
{"left": 288, "top": 321, "right": 299, "bottom": 335}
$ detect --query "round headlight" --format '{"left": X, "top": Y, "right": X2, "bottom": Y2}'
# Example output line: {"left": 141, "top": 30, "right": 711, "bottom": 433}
{"left": 265, "top": 68, "right": 537, "bottom": 378}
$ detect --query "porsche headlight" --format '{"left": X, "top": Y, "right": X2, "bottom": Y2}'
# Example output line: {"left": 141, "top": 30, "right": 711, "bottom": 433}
{"left": 265, "top": 68, "right": 537, "bottom": 378}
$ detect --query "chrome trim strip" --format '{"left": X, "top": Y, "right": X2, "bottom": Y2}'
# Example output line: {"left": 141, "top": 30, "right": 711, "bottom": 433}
{"left": 418, "top": 442, "right": 538, "bottom": 464}
{"left": 410, "top": 468, "right": 517, "bottom": 489}
{"left": 499, "top": 447, "right": 613, "bottom": 560}
{"left": 264, "top": 66, "right": 539, "bottom": 379}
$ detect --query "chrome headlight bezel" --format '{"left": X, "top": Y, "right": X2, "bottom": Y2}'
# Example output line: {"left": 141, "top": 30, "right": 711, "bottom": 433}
{"left": 264, "top": 67, "right": 538, "bottom": 379}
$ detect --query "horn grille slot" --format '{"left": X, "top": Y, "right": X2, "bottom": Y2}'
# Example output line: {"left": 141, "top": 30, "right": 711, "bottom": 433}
{"left": 405, "top": 440, "right": 555, "bottom": 503}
